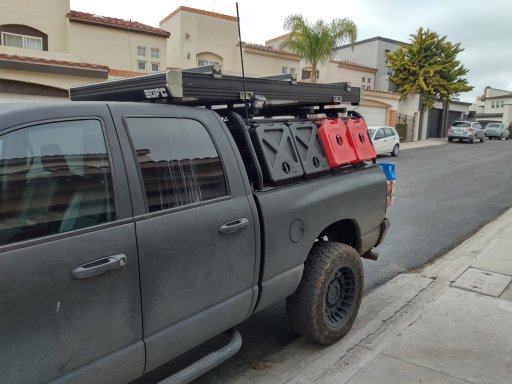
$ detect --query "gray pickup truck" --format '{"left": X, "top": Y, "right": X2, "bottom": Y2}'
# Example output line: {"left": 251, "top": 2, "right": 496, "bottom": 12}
{"left": 0, "top": 70, "right": 390, "bottom": 384}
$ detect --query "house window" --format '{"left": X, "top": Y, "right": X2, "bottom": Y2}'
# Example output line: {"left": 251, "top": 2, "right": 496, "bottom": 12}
{"left": 196, "top": 52, "right": 223, "bottom": 68}
{"left": 385, "top": 49, "right": 391, "bottom": 64}
{"left": 197, "top": 59, "right": 220, "bottom": 67}
{"left": 151, "top": 48, "right": 160, "bottom": 59}
{"left": 1, "top": 32, "right": 42, "bottom": 50}
{"left": 151, "top": 62, "right": 160, "bottom": 72}
{"left": 362, "top": 77, "right": 366, "bottom": 83}
{"left": 501, "top": 101, "right": 505, "bottom": 108}
{"left": 137, "top": 46, "right": 146, "bottom": 57}
{"left": 491, "top": 102, "right": 495, "bottom": 108}
{"left": 367, "top": 78, "right": 371, "bottom": 84}
{"left": 282, "top": 66, "right": 288, "bottom": 74}
{"left": 302, "top": 68, "right": 319, "bottom": 80}
{"left": 290, "top": 67, "right": 296, "bottom": 75}
{"left": 137, "top": 61, "right": 146, "bottom": 71}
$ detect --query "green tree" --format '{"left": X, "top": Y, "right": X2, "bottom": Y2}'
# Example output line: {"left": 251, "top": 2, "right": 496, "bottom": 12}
{"left": 280, "top": 15, "right": 357, "bottom": 83}
{"left": 386, "top": 27, "right": 473, "bottom": 110}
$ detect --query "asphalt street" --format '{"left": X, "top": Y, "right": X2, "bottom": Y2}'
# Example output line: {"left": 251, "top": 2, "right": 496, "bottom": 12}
{"left": 141, "top": 139, "right": 512, "bottom": 384}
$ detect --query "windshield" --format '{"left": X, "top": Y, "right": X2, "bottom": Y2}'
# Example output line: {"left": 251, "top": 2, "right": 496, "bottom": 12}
{"left": 486, "top": 123, "right": 500, "bottom": 128}
{"left": 451, "top": 122, "right": 470, "bottom": 127}
{"left": 368, "top": 128, "right": 376, "bottom": 136}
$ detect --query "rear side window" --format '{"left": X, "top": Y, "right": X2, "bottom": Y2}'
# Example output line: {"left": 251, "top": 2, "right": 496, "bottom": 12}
{"left": 126, "top": 117, "right": 228, "bottom": 213}
{"left": 452, "top": 122, "right": 470, "bottom": 127}
{"left": 384, "top": 128, "right": 395, "bottom": 137}
{"left": 374, "top": 129, "right": 385, "bottom": 140}
{"left": 0, "top": 120, "right": 115, "bottom": 246}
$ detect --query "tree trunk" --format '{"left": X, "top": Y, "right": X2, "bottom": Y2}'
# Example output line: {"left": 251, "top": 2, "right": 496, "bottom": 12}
{"left": 418, "top": 93, "right": 424, "bottom": 140}
{"left": 311, "top": 63, "right": 317, "bottom": 83}
{"left": 441, "top": 99, "right": 449, "bottom": 137}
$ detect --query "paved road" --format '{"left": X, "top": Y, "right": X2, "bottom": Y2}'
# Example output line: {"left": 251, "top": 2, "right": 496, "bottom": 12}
{"left": 140, "top": 139, "right": 512, "bottom": 384}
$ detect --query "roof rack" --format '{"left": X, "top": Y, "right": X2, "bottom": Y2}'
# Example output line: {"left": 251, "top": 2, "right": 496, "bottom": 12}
{"left": 69, "top": 67, "right": 360, "bottom": 117}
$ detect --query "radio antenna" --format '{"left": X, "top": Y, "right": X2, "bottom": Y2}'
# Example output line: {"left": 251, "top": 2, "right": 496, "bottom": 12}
{"left": 236, "top": 2, "right": 250, "bottom": 122}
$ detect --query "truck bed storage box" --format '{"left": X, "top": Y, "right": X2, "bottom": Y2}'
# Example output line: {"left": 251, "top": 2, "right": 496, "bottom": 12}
{"left": 345, "top": 117, "right": 376, "bottom": 161}
{"left": 289, "top": 122, "right": 330, "bottom": 176}
{"left": 250, "top": 123, "right": 304, "bottom": 184}
{"left": 317, "top": 118, "right": 357, "bottom": 168}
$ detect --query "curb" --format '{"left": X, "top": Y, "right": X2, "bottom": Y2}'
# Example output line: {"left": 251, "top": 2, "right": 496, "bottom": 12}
{"left": 233, "top": 208, "right": 512, "bottom": 384}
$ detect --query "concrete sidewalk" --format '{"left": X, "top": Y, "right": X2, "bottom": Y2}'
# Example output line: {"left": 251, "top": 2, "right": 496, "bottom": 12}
{"left": 235, "top": 208, "right": 512, "bottom": 384}
{"left": 400, "top": 138, "right": 447, "bottom": 150}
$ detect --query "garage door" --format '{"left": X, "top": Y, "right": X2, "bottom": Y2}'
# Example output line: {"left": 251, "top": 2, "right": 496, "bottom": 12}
{"left": 356, "top": 106, "right": 387, "bottom": 126}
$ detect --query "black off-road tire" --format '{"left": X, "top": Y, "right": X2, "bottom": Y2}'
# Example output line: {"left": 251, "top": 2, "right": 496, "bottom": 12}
{"left": 286, "top": 242, "right": 363, "bottom": 345}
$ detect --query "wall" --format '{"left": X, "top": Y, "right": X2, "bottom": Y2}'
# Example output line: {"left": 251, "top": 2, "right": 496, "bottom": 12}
{"left": 484, "top": 87, "right": 511, "bottom": 98}
{"left": 160, "top": 8, "right": 240, "bottom": 71}
{"left": 242, "top": 49, "right": 300, "bottom": 78}
{"left": 398, "top": 94, "right": 420, "bottom": 116}
{"left": 335, "top": 40, "right": 379, "bottom": 69}
{"left": 0, "top": 0, "right": 69, "bottom": 52}
{"left": 0, "top": 68, "right": 102, "bottom": 90}
{"left": 320, "top": 61, "right": 375, "bottom": 88}
{"left": 374, "top": 39, "right": 401, "bottom": 92}
{"left": 68, "top": 23, "right": 167, "bottom": 73}
{"left": 335, "top": 38, "right": 403, "bottom": 92}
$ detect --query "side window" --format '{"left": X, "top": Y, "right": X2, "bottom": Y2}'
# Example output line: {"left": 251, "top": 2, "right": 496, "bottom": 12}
{"left": 0, "top": 120, "right": 115, "bottom": 247}
{"left": 374, "top": 129, "right": 385, "bottom": 140}
{"left": 126, "top": 117, "right": 228, "bottom": 213}
{"left": 384, "top": 128, "right": 395, "bottom": 137}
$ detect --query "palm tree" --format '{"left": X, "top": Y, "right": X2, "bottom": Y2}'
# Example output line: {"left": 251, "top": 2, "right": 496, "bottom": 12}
{"left": 280, "top": 15, "right": 357, "bottom": 83}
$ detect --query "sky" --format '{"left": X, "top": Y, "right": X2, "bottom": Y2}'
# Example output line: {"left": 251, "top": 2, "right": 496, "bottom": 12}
{"left": 70, "top": 0, "right": 512, "bottom": 103}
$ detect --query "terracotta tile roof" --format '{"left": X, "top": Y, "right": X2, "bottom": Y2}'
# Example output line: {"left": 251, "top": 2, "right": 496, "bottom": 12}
{"left": 0, "top": 53, "right": 109, "bottom": 72}
{"left": 240, "top": 42, "right": 301, "bottom": 58}
{"left": 330, "top": 59, "right": 377, "bottom": 72}
{"left": 364, "top": 88, "right": 400, "bottom": 96}
{"left": 67, "top": 10, "right": 170, "bottom": 38}
{"left": 160, "top": 6, "right": 237, "bottom": 25}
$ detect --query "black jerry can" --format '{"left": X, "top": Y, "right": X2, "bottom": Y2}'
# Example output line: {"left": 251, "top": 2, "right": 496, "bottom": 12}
{"left": 250, "top": 123, "right": 304, "bottom": 184}
{"left": 288, "top": 121, "right": 330, "bottom": 176}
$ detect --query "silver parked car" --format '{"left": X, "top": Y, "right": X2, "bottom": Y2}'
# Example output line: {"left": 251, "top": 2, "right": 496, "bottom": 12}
{"left": 447, "top": 121, "right": 485, "bottom": 143}
{"left": 485, "top": 123, "right": 509, "bottom": 140}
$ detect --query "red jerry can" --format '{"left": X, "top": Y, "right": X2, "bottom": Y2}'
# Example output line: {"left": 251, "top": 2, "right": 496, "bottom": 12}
{"left": 345, "top": 117, "right": 376, "bottom": 161}
{"left": 317, "top": 118, "right": 357, "bottom": 168}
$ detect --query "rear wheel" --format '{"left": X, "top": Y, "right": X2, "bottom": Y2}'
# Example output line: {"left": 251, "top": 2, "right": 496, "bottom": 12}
{"left": 391, "top": 144, "right": 399, "bottom": 157}
{"left": 481, "top": 135, "right": 485, "bottom": 142}
{"left": 286, "top": 242, "right": 363, "bottom": 345}
{"left": 471, "top": 135, "right": 476, "bottom": 144}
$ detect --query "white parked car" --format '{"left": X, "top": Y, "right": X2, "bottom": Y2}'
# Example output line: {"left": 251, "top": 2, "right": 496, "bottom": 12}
{"left": 368, "top": 126, "right": 400, "bottom": 156}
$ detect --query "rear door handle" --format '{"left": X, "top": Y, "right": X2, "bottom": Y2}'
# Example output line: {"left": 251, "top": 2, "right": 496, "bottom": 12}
{"left": 72, "top": 254, "right": 127, "bottom": 280}
{"left": 219, "top": 218, "right": 249, "bottom": 234}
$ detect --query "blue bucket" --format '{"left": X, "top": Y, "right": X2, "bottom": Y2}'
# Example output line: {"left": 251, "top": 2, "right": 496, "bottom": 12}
{"left": 377, "top": 162, "right": 396, "bottom": 181}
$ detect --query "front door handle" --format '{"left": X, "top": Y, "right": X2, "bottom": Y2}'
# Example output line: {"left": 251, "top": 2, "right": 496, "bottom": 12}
{"left": 219, "top": 218, "right": 249, "bottom": 234}
{"left": 71, "top": 254, "right": 127, "bottom": 280}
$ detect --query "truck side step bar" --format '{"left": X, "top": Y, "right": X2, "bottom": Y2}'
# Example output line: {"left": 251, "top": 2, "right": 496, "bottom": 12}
{"left": 157, "top": 329, "right": 242, "bottom": 384}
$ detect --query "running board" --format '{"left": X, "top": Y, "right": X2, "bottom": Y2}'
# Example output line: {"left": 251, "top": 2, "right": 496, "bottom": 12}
{"left": 157, "top": 329, "right": 242, "bottom": 384}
